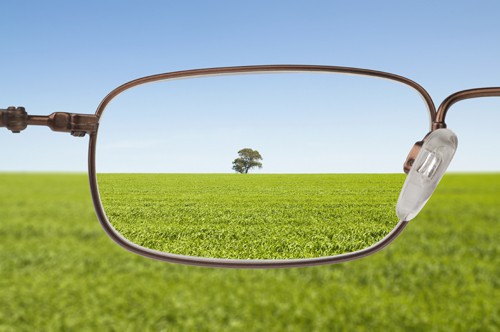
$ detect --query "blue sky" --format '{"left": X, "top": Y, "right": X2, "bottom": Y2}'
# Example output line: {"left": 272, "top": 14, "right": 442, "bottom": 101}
{"left": 1, "top": 1, "right": 499, "bottom": 172}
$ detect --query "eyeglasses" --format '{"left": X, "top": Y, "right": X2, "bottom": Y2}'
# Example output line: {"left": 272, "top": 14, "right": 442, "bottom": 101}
{"left": 2, "top": 65, "right": 499, "bottom": 268}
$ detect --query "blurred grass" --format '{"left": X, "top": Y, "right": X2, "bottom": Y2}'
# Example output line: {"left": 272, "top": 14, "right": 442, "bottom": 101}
{"left": 0, "top": 173, "right": 498, "bottom": 331}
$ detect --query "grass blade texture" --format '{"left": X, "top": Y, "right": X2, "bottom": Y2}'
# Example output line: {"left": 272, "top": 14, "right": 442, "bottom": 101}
{"left": 0, "top": 173, "right": 498, "bottom": 331}
{"left": 98, "top": 173, "right": 405, "bottom": 259}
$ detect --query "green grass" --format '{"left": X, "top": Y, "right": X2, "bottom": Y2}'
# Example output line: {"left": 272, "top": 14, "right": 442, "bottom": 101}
{"left": 0, "top": 173, "right": 499, "bottom": 331}
{"left": 98, "top": 173, "right": 405, "bottom": 259}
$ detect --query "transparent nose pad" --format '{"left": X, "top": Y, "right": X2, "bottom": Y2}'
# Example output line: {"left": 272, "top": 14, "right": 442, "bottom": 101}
{"left": 396, "top": 128, "right": 458, "bottom": 221}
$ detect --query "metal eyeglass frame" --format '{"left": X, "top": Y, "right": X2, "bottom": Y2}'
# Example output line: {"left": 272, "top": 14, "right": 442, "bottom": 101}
{"left": 1, "top": 65, "right": 499, "bottom": 268}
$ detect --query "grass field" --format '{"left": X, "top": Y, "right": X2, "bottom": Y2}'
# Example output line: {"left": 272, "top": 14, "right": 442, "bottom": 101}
{"left": 97, "top": 173, "right": 405, "bottom": 259}
{"left": 0, "top": 173, "right": 498, "bottom": 331}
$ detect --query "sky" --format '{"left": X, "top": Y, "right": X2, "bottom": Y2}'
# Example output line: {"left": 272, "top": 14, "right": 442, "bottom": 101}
{"left": 1, "top": 0, "right": 499, "bottom": 172}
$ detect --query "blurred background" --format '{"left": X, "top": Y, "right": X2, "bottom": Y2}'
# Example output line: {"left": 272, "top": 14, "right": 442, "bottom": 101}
{"left": 1, "top": 1, "right": 499, "bottom": 330}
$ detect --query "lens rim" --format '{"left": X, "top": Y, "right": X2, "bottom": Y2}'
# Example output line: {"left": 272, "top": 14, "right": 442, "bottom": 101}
{"left": 88, "top": 65, "right": 434, "bottom": 268}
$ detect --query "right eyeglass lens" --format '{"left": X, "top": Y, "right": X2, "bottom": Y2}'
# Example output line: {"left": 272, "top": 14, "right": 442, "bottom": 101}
{"left": 94, "top": 71, "right": 431, "bottom": 260}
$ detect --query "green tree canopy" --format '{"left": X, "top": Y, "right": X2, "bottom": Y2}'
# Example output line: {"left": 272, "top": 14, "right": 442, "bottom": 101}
{"left": 232, "top": 148, "right": 263, "bottom": 174}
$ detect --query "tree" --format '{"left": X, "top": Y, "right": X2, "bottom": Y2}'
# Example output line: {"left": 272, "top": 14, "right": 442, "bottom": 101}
{"left": 232, "top": 148, "right": 263, "bottom": 174}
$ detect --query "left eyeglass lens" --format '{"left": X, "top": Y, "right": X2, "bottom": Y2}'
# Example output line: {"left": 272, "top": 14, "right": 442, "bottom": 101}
{"left": 95, "top": 71, "right": 430, "bottom": 259}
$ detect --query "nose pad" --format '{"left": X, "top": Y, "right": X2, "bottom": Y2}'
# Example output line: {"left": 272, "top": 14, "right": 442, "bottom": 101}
{"left": 396, "top": 128, "right": 458, "bottom": 221}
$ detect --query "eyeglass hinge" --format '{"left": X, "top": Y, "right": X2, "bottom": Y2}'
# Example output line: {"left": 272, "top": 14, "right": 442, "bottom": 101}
{"left": 0, "top": 106, "right": 28, "bottom": 133}
{"left": 1, "top": 106, "right": 98, "bottom": 137}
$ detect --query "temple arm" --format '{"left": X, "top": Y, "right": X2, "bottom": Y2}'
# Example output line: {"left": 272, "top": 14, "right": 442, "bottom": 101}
{"left": 0, "top": 106, "right": 98, "bottom": 137}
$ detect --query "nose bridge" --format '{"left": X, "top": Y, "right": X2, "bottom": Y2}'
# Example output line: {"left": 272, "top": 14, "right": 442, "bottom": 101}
{"left": 435, "top": 87, "right": 500, "bottom": 126}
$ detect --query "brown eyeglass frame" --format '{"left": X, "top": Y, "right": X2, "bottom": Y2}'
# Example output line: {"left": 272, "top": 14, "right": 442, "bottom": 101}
{"left": 2, "top": 65, "right": 499, "bottom": 268}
